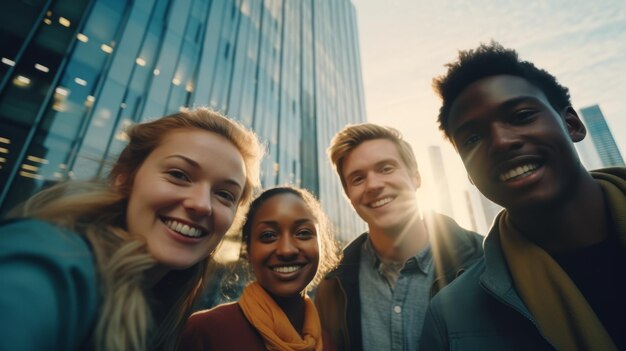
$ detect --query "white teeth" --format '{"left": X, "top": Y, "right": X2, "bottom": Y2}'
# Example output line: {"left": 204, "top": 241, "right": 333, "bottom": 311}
{"left": 273, "top": 266, "right": 301, "bottom": 273}
{"left": 500, "top": 163, "right": 539, "bottom": 182}
{"left": 370, "top": 197, "right": 392, "bottom": 208}
{"left": 165, "top": 219, "right": 204, "bottom": 238}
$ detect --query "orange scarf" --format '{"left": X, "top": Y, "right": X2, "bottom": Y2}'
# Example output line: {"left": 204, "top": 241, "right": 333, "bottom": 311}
{"left": 238, "top": 282, "right": 323, "bottom": 351}
{"left": 498, "top": 168, "right": 626, "bottom": 351}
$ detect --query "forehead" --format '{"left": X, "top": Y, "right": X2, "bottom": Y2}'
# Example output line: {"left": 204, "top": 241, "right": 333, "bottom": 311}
{"left": 254, "top": 193, "right": 315, "bottom": 223}
{"left": 157, "top": 128, "right": 231, "bottom": 150}
{"left": 448, "top": 75, "right": 549, "bottom": 132}
{"left": 150, "top": 128, "right": 245, "bottom": 180}
{"left": 342, "top": 139, "right": 403, "bottom": 172}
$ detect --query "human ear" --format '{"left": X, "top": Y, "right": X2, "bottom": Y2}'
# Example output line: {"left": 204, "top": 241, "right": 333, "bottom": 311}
{"left": 113, "top": 173, "right": 134, "bottom": 195}
{"left": 412, "top": 170, "right": 421, "bottom": 189}
{"left": 113, "top": 174, "right": 126, "bottom": 188}
{"left": 563, "top": 107, "right": 586, "bottom": 143}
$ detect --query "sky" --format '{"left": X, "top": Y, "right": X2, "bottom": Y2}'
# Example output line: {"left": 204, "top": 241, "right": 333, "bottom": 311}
{"left": 351, "top": 0, "right": 626, "bottom": 231}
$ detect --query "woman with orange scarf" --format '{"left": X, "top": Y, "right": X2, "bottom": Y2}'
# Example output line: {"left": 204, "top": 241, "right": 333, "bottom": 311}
{"left": 179, "top": 186, "right": 341, "bottom": 351}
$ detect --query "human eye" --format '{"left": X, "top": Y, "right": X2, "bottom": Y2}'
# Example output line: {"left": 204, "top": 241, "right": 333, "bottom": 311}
{"left": 166, "top": 169, "right": 190, "bottom": 182}
{"left": 349, "top": 175, "right": 364, "bottom": 186}
{"left": 463, "top": 134, "right": 482, "bottom": 147}
{"left": 295, "top": 227, "right": 316, "bottom": 239}
{"left": 510, "top": 109, "right": 537, "bottom": 124}
{"left": 216, "top": 189, "right": 237, "bottom": 205}
{"left": 380, "top": 164, "right": 396, "bottom": 174}
{"left": 259, "top": 231, "right": 277, "bottom": 242}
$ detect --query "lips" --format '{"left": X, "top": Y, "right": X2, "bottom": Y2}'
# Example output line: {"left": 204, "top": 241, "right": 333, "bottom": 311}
{"left": 162, "top": 217, "right": 209, "bottom": 238}
{"left": 368, "top": 196, "right": 393, "bottom": 208}
{"left": 499, "top": 163, "right": 540, "bottom": 182}
{"left": 272, "top": 265, "right": 304, "bottom": 273}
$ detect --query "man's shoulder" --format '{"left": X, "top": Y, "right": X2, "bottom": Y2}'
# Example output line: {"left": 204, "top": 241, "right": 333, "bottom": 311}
{"left": 343, "top": 232, "right": 369, "bottom": 255}
{"left": 431, "top": 257, "right": 485, "bottom": 307}
{"left": 430, "top": 212, "right": 483, "bottom": 241}
{"left": 323, "top": 232, "right": 368, "bottom": 278}
{"left": 429, "top": 212, "right": 484, "bottom": 267}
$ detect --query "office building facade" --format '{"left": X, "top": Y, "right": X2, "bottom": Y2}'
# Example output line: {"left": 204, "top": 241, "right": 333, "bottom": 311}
{"left": 0, "top": 0, "right": 366, "bottom": 241}
{"left": 579, "top": 104, "right": 625, "bottom": 167}
{"left": 427, "top": 145, "right": 454, "bottom": 218}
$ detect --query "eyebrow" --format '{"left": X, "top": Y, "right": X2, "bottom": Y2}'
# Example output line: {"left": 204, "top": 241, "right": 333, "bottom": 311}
{"left": 451, "top": 95, "right": 542, "bottom": 140}
{"left": 165, "top": 154, "right": 243, "bottom": 189}
{"left": 498, "top": 96, "right": 542, "bottom": 110}
{"left": 255, "top": 218, "right": 316, "bottom": 227}
{"left": 165, "top": 154, "right": 200, "bottom": 168}
{"left": 345, "top": 159, "right": 398, "bottom": 179}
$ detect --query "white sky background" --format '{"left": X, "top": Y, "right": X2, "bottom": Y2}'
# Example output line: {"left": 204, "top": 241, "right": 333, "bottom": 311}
{"left": 351, "top": 0, "right": 626, "bottom": 232}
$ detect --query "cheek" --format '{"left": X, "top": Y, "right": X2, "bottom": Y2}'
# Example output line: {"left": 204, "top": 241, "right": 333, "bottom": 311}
{"left": 461, "top": 145, "right": 483, "bottom": 169}
{"left": 250, "top": 256, "right": 267, "bottom": 281}
{"left": 214, "top": 206, "right": 238, "bottom": 232}
{"left": 124, "top": 192, "right": 142, "bottom": 233}
{"left": 309, "top": 241, "right": 321, "bottom": 268}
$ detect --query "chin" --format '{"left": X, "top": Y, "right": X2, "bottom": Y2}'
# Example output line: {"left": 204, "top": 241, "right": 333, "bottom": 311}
{"left": 156, "top": 255, "right": 202, "bottom": 271}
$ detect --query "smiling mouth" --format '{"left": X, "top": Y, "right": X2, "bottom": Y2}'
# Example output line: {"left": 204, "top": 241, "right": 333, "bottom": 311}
{"left": 499, "top": 163, "right": 539, "bottom": 182}
{"left": 272, "top": 265, "right": 304, "bottom": 273}
{"left": 369, "top": 197, "right": 393, "bottom": 208}
{"left": 163, "top": 218, "right": 207, "bottom": 238}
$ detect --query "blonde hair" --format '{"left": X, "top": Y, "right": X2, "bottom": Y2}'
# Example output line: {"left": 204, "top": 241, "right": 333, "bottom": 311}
{"left": 16, "top": 108, "right": 263, "bottom": 351}
{"left": 328, "top": 123, "right": 418, "bottom": 191}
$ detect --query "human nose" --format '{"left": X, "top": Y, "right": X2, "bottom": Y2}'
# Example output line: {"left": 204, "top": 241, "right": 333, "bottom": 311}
{"left": 489, "top": 122, "right": 522, "bottom": 153}
{"left": 183, "top": 186, "right": 212, "bottom": 216}
{"left": 276, "top": 235, "right": 298, "bottom": 259}
{"left": 364, "top": 173, "right": 384, "bottom": 193}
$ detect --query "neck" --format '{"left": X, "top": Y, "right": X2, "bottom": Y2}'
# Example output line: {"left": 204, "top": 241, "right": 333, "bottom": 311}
{"left": 144, "top": 264, "right": 170, "bottom": 288}
{"left": 508, "top": 172, "right": 609, "bottom": 254}
{"left": 369, "top": 213, "right": 428, "bottom": 262}
{"left": 273, "top": 293, "right": 306, "bottom": 334}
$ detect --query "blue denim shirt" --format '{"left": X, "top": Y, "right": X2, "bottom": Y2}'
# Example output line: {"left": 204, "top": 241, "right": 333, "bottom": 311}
{"left": 360, "top": 238, "right": 434, "bottom": 351}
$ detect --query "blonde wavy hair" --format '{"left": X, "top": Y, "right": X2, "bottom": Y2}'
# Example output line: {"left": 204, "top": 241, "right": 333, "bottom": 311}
{"left": 327, "top": 123, "right": 418, "bottom": 192}
{"left": 15, "top": 108, "right": 263, "bottom": 351}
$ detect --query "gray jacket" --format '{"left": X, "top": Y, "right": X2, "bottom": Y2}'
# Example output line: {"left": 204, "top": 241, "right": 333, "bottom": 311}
{"left": 420, "top": 223, "right": 556, "bottom": 350}
{"left": 315, "top": 212, "right": 484, "bottom": 351}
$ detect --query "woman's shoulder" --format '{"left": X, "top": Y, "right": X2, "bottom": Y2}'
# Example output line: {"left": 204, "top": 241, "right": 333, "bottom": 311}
{"left": 181, "top": 302, "right": 265, "bottom": 350}
{"left": 0, "top": 218, "right": 99, "bottom": 350}
{"left": 0, "top": 218, "right": 93, "bottom": 259}
{"left": 187, "top": 301, "right": 243, "bottom": 327}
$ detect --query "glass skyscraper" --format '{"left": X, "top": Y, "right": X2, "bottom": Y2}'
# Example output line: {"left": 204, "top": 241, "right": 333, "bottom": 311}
{"left": 0, "top": 0, "right": 366, "bottom": 241}
{"left": 579, "top": 104, "right": 625, "bottom": 168}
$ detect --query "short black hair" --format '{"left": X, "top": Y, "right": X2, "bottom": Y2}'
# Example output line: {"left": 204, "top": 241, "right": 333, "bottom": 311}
{"left": 433, "top": 41, "right": 572, "bottom": 139}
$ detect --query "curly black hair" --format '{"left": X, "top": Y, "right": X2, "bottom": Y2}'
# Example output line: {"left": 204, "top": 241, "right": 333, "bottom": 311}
{"left": 433, "top": 41, "right": 572, "bottom": 139}
{"left": 240, "top": 186, "right": 341, "bottom": 290}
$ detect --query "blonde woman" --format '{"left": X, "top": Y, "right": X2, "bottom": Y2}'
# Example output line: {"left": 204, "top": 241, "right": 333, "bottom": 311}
{"left": 180, "top": 186, "right": 341, "bottom": 351}
{"left": 0, "top": 108, "right": 263, "bottom": 351}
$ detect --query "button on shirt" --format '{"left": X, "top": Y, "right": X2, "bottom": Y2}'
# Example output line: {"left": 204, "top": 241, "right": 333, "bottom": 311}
{"left": 360, "top": 238, "right": 434, "bottom": 351}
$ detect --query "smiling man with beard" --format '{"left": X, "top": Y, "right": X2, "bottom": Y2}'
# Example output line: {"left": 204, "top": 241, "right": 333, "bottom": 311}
{"left": 421, "top": 41, "right": 626, "bottom": 351}
{"left": 314, "top": 123, "right": 484, "bottom": 351}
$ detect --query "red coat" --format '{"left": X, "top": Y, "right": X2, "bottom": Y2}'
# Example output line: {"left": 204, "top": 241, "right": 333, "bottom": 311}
{"left": 179, "top": 302, "right": 337, "bottom": 351}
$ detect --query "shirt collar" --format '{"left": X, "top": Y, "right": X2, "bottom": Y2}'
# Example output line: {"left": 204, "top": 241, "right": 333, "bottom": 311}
{"left": 362, "top": 235, "right": 433, "bottom": 274}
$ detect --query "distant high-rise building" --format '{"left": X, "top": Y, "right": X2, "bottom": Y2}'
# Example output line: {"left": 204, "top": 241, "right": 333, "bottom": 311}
{"left": 575, "top": 133, "right": 603, "bottom": 170}
{"left": 579, "top": 104, "right": 625, "bottom": 167}
{"left": 0, "top": 0, "right": 366, "bottom": 240}
{"left": 478, "top": 194, "right": 502, "bottom": 229}
{"left": 463, "top": 184, "right": 500, "bottom": 235}
{"left": 427, "top": 145, "right": 454, "bottom": 218}
{"left": 462, "top": 190, "right": 477, "bottom": 232}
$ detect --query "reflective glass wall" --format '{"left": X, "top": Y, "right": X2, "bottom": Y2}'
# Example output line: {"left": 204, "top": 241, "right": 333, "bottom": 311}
{"left": 0, "top": 0, "right": 366, "bottom": 241}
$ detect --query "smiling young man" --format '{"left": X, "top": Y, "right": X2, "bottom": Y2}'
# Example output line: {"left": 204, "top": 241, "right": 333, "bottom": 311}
{"left": 314, "top": 123, "right": 484, "bottom": 351}
{"left": 420, "top": 42, "right": 626, "bottom": 350}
